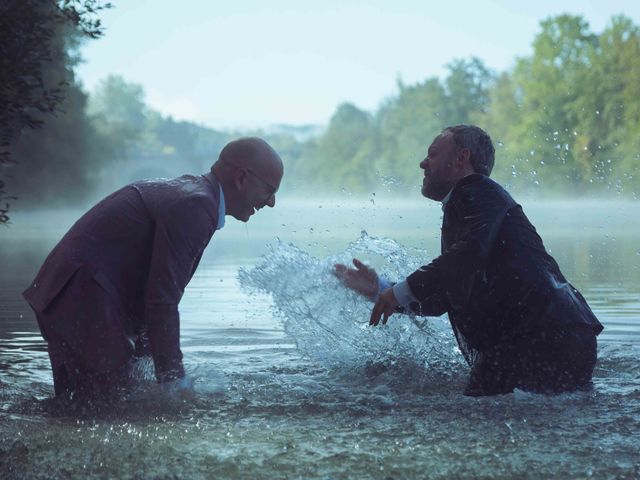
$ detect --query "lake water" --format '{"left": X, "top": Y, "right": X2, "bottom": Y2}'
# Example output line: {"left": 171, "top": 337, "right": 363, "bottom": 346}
{"left": 1, "top": 199, "right": 639, "bottom": 479}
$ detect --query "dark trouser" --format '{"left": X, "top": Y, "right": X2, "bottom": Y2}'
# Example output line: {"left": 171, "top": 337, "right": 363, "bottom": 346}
{"left": 34, "top": 268, "right": 135, "bottom": 397}
{"left": 464, "top": 324, "right": 598, "bottom": 396}
{"left": 42, "top": 324, "right": 134, "bottom": 397}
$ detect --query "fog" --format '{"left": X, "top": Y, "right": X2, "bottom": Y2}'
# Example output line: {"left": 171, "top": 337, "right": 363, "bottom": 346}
{"left": 5, "top": 196, "right": 640, "bottom": 281}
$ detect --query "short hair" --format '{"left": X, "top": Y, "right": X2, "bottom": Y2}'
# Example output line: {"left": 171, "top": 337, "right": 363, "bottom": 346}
{"left": 443, "top": 125, "right": 495, "bottom": 176}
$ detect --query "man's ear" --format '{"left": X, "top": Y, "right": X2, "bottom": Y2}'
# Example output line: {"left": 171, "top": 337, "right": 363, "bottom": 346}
{"left": 457, "top": 147, "right": 471, "bottom": 168}
{"left": 233, "top": 168, "right": 248, "bottom": 191}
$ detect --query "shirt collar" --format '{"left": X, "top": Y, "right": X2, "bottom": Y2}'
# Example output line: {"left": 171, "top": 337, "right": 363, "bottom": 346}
{"left": 441, "top": 189, "right": 453, "bottom": 211}
{"left": 441, "top": 173, "right": 477, "bottom": 211}
{"left": 203, "top": 172, "right": 226, "bottom": 230}
{"left": 216, "top": 183, "right": 226, "bottom": 230}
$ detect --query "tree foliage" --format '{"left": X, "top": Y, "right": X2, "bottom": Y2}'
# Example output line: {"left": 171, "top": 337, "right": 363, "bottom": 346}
{"left": 5, "top": 12, "right": 640, "bottom": 214}
{"left": 0, "top": 0, "right": 109, "bottom": 222}
{"left": 83, "top": 14, "right": 640, "bottom": 199}
{"left": 297, "top": 15, "right": 640, "bottom": 196}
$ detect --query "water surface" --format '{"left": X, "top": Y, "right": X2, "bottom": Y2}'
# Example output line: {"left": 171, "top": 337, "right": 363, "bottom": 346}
{"left": 1, "top": 200, "right": 639, "bottom": 478}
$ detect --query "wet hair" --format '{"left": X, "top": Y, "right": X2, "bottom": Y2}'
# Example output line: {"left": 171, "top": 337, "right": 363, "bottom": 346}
{"left": 443, "top": 125, "right": 495, "bottom": 176}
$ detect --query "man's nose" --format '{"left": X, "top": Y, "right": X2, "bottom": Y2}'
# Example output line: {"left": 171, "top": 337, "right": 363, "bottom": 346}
{"left": 420, "top": 157, "right": 428, "bottom": 169}
{"left": 267, "top": 194, "right": 276, "bottom": 208}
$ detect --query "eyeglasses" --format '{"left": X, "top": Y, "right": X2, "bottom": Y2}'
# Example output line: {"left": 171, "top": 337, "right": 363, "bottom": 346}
{"left": 245, "top": 168, "right": 278, "bottom": 207}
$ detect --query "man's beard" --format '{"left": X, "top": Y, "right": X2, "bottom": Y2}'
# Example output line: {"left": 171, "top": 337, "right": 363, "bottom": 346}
{"left": 422, "top": 176, "right": 452, "bottom": 201}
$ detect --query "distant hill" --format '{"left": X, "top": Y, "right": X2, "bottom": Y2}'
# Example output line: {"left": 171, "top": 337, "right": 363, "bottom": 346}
{"left": 259, "top": 124, "right": 324, "bottom": 142}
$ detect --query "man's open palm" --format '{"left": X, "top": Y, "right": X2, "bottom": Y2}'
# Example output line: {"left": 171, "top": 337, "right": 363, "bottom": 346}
{"left": 333, "top": 258, "right": 378, "bottom": 300}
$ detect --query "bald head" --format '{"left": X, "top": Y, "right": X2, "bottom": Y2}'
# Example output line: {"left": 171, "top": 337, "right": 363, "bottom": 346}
{"left": 214, "top": 137, "right": 283, "bottom": 189}
{"left": 212, "top": 137, "right": 284, "bottom": 222}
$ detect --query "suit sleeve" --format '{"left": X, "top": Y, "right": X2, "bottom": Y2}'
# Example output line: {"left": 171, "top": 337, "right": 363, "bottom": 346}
{"left": 144, "top": 196, "right": 216, "bottom": 382}
{"left": 396, "top": 289, "right": 450, "bottom": 317}
{"left": 406, "top": 185, "right": 510, "bottom": 307}
{"left": 389, "top": 279, "right": 449, "bottom": 317}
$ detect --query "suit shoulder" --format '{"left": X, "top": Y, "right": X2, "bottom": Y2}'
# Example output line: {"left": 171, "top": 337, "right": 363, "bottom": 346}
{"left": 134, "top": 175, "right": 219, "bottom": 216}
{"left": 453, "top": 174, "right": 516, "bottom": 207}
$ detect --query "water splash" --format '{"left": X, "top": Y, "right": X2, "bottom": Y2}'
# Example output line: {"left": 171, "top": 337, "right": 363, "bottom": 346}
{"left": 239, "top": 231, "right": 462, "bottom": 372}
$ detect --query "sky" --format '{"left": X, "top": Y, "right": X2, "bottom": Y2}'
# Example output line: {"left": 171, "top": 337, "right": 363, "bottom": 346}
{"left": 76, "top": 0, "right": 640, "bottom": 130}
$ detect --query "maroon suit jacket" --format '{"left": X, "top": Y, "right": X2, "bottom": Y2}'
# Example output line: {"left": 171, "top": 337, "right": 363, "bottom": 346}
{"left": 23, "top": 173, "right": 221, "bottom": 382}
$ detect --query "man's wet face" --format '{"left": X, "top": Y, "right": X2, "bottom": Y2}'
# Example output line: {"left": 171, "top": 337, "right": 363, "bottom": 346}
{"left": 419, "top": 133, "right": 459, "bottom": 201}
{"left": 237, "top": 168, "right": 279, "bottom": 222}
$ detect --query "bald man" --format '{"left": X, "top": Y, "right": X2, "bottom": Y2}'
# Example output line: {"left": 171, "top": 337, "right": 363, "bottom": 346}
{"left": 23, "top": 137, "right": 283, "bottom": 397}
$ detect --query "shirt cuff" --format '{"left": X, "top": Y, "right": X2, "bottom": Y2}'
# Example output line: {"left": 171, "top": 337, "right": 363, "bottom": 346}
{"left": 392, "top": 279, "right": 418, "bottom": 306}
{"left": 377, "top": 277, "right": 392, "bottom": 299}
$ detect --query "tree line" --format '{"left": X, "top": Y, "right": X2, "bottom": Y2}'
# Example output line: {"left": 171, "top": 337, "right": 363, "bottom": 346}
{"left": 1, "top": 0, "right": 110, "bottom": 222}
{"left": 301, "top": 14, "right": 640, "bottom": 197}
{"left": 2, "top": 11, "right": 639, "bottom": 224}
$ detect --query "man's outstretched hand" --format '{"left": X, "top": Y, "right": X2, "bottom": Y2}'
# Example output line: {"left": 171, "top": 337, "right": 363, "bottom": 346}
{"left": 370, "top": 287, "right": 399, "bottom": 326}
{"left": 333, "top": 258, "right": 379, "bottom": 300}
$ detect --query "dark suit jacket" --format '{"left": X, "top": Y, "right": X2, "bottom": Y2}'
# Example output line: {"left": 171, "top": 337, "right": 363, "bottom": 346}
{"left": 403, "top": 174, "right": 603, "bottom": 362}
{"left": 23, "top": 173, "right": 221, "bottom": 381}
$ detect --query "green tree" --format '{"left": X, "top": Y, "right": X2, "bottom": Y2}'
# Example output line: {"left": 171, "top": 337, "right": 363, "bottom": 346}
{"left": 445, "top": 57, "right": 495, "bottom": 123}
{"left": 302, "top": 58, "right": 496, "bottom": 193}
{"left": 0, "top": 0, "right": 109, "bottom": 222}
{"left": 88, "top": 75, "right": 148, "bottom": 159}
{"left": 505, "top": 15, "right": 598, "bottom": 190}
{"left": 481, "top": 72, "right": 524, "bottom": 185}
{"left": 568, "top": 15, "right": 640, "bottom": 195}
{"left": 371, "top": 59, "right": 495, "bottom": 189}
{"left": 309, "top": 103, "right": 375, "bottom": 191}
{"left": 8, "top": 83, "right": 108, "bottom": 207}
{"left": 376, "top": 78, "right": 448, "bottom": 187}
